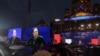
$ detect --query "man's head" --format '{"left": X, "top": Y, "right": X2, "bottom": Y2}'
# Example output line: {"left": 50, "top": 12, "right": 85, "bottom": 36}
{"left": 33, "top": 27, "right": 38, "bottom": 38}
{"left": 12, "top": 29, "right": 17, "bottom": 38}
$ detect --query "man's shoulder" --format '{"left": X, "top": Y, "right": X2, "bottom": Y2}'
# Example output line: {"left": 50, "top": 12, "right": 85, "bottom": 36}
{"left": 38, "top": 36, "right": 44, "bottom": 40}
{"left": 38, "top": 36, "right": 43, "bottom": 38}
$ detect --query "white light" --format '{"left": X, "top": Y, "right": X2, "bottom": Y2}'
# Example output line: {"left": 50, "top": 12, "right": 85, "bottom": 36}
{"left": 96, "top": 23, "right": 99, "bottom": 26}
{"left": 81, "top": 24, "right": 84, "bottom": 27}
{"left": 55, "top": 19, "right": 61, "bottom": 22}
{"left": 65, "top": 39, "right": 72, "bottom": 44}
{"left": 13, "top": 29, "right": 16, "bottom": 33}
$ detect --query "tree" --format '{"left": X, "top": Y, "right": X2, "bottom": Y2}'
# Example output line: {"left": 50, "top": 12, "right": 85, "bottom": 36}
{"left": 37, "top": 19, "right": 46, "bottom": 26}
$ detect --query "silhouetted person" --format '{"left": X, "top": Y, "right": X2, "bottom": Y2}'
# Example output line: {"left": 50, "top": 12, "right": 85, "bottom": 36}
{"left": 28, "top": 27, "right": 45, "bottom": 52}
{"left": 9, "top": 29, "right": 21, "bottom": 46}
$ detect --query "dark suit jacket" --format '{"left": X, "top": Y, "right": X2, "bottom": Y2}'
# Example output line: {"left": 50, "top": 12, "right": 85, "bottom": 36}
{"left": 28, "top": 36, "right": 45, "bottom": 49}
{"left": 9, "top": 37, "right": 21, "bottom": 46}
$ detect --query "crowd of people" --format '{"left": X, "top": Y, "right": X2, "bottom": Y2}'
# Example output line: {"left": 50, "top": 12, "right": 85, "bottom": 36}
{"left": 0, "top": 28, "right": 100, "bottom": 56}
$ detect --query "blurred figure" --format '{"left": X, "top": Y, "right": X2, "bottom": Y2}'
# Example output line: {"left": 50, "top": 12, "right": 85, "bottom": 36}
{"left": 0, "top": 36, "right": 11, "bottom": 56}
{"left": 28, "top": 27, "right": 45, "bottom": 52}
{"left": 9, "top": 29, "right": 21, "bottom": 46}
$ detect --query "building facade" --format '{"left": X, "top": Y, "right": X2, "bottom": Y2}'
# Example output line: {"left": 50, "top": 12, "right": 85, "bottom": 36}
{"left": 51, "top": 0, "right": 100, "bottom": 33}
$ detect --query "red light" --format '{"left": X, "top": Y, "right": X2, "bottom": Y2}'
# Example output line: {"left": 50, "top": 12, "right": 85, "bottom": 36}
{"left": 54, "top": 34, "right": 61, "bottom": 44}
{"left": 91, "top": 38, "right": 99, "bottom": 45}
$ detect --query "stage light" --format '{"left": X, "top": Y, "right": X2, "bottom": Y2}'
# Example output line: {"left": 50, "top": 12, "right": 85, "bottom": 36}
{"left": 81, "top": 24, "right": 84, "bottom": 27}
{"left": 54, "top": 19, "right": 61, "bottom": 22}
{"left": 54, "top": 34, "right": 61, "bottom": 44}
{"left": 88, "top": 24, "right": 92, "bottom": 28}
{"left": 91, "top": 38, "right": 99, "bottom": 45}
{"left": 65, "top": 39, "right": 72, "bottom": 44}
{"left": 69, "top": 15, "right": 95, "bottom": 20}
{"left": 96, "top": 23, "right": 99, "bottom": 26}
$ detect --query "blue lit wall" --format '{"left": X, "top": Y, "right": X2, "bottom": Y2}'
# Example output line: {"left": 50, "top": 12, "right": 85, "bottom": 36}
{"left": 22, "top": 27, "right": 33, "bottom": 41}
{"left": 22, "top": 26, "right": 51, "bottom": 44}
{"left": 37, "top": 26, "right": 51, "bottom": 44}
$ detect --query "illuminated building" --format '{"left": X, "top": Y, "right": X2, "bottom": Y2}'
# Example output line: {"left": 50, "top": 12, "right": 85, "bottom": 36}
{"left": 63, "top": 0, "right": 100, "bottom": 32}
{"left": 51, "top": 0, "right": 100, "bottom": 32}
{"left": 71, "top": 0, "right": 92, "bottom": 15}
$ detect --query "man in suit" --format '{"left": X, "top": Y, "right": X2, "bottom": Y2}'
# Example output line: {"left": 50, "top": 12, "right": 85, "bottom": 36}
{"left": 13, "top": 28, "right": 45, "bottom": 56}
{"left": 28, "top": 27, "right": 45, "bottom": 51}
{"left": 9, "top": 29, "right": 21, "bottom": 46}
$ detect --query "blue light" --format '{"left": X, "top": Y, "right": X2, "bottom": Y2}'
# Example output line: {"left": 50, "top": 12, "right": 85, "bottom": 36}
{"left": 69, "top": 15, "right": 100, "bottom": 20}
{"left": 80, "top": 5, "right": 83, "bottom": 9}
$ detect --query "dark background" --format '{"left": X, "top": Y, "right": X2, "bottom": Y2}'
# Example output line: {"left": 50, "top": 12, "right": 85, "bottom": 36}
{"left": 0, "top": 0, "right": 99, "bottom": 35}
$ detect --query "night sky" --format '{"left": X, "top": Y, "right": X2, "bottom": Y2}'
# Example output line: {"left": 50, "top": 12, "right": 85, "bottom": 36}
{"left": 0, "top": 0, "right": 100, "bottom": 29}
